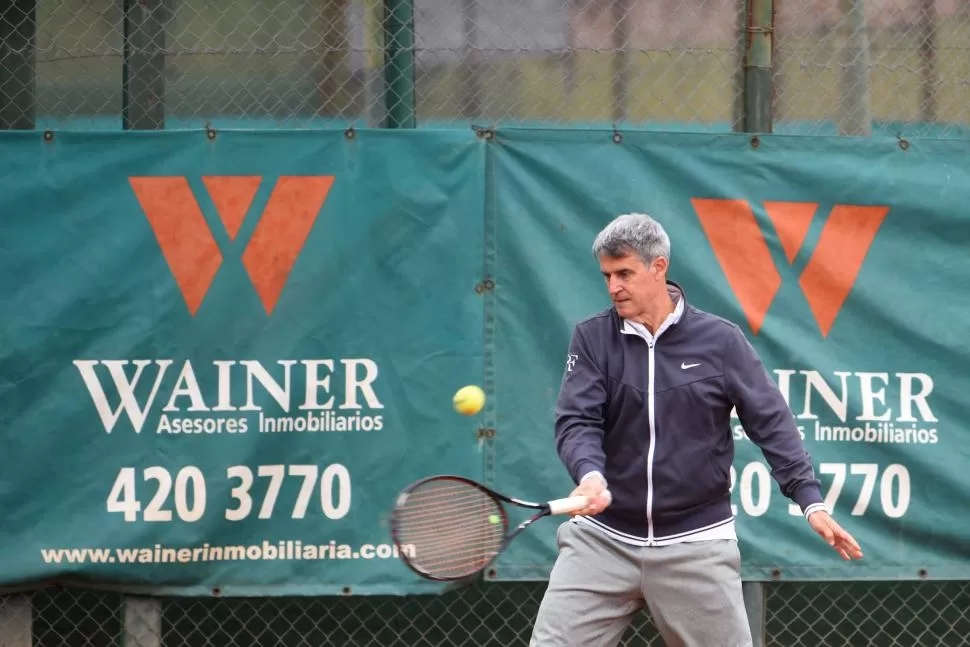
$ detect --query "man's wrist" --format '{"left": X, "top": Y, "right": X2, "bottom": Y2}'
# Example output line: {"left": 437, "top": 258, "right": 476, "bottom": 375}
{"left": 580, "top": 471, "right": 607, "bottom": 487}
{"left": 803, "top": 502, "right": 829, "bottom": 520}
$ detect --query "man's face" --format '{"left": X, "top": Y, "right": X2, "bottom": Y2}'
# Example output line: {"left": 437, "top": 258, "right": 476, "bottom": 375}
{"left": 599, "top": 252, "right": 666, "bottom": 321}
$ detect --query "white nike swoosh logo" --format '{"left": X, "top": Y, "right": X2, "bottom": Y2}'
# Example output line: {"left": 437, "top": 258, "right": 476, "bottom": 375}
{"left": 681, "top": 362, "right": 700, "bottom": 369}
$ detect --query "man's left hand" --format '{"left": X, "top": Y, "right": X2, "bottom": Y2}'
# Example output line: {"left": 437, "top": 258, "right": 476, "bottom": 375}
{"left": 808, "top": 511, "right": 863, "bottom": 560}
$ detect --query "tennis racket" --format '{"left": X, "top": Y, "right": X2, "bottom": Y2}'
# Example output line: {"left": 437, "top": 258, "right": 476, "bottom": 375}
{"left": 389, "top": 474, "right": 593, "bottom": 582}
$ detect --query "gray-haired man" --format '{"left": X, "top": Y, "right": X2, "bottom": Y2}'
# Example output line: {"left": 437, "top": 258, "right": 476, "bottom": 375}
{"left": 529, "top": 213, "right": 862, "bottom": 647}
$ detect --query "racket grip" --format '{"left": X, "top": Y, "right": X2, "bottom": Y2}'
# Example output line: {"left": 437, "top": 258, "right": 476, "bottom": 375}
{"left": 547, "top": 495, "right": 590, "bottom": 515}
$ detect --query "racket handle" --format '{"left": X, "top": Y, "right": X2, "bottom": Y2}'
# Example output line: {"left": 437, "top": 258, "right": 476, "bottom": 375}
{"left": 547, "top": 495, "right": 591, "bottom": 515}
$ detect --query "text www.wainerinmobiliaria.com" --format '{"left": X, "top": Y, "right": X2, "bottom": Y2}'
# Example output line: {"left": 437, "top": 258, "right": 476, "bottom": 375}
{"left": 41, "top": 540, "right": 416, "bottom": 564}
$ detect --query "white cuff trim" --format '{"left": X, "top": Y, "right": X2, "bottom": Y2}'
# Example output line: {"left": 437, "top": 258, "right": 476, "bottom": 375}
{"left": 803, "top": 502, "right": 830, "bottom": 519}
{"left": 580, "top": 471, "right": 607, "bottom": 487}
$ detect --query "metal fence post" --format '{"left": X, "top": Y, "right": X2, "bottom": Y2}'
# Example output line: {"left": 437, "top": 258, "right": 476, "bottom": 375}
{"left": 460, "top": 0, "right": 481, "bottom": 119}
{"left": 0, "top": 0, "right": 36, "bottom": 130}
{"left": 122, "top": 0, "right": 167, "bottom": 130}
{"left": 383, "top": 0, "right": 415, "bottom": 128}
{"left": 610, "top": 0, "right": 632, "bottom": 124}
{"left": 742, "top": 0, "right": 774, "bottom": 133}
{"left": 742, "top": 581, "right": 766, "bottom": 647}
{"left": 918, "top": 0, "right": 937, "bottom": 124}
{"left": 123, "top": 597, "right": 161, "bottom": 647}
{"left": 0, "top": 595, "right": 32, "bottom": 647}
{"left": 837, "top": 0, "right": 871, "bottom": 135}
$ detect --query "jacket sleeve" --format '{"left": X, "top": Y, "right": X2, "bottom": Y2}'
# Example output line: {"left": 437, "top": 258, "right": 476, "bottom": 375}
{"left": 554, "top": 325, "right": 608, "bottom": 485}
{"left": 724, "top": 325, "right": 827, "bottom": 516}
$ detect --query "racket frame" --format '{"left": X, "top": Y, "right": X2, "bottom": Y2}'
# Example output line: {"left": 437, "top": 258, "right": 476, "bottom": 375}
{"left": 389, "top": 474, "right": 588, "bottom": 582}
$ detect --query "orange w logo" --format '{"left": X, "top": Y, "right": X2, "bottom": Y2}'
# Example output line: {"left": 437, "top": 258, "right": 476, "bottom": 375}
{"left": 129, "top": 176, "right": 333, "bottom": 316}
{"left": 691, "top": 199, "right": 889, "bottom": 337}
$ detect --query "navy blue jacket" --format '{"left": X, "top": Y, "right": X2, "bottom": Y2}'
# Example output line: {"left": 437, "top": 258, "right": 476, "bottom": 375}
{"left": 555, "top": 282, "right": 824, "bottom": 542}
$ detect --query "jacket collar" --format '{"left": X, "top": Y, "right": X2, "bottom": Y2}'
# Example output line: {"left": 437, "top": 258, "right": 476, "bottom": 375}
{"left": 613, "top": 280, "right": 689, "bottom": 337}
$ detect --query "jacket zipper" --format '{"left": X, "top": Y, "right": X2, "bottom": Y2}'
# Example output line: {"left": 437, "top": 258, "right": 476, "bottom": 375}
{"left": 646, "top": 339, "right": 656, "bottom": 544}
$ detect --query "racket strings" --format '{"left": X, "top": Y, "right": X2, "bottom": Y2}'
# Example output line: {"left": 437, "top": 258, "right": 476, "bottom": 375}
{"left": 394, "top": 480, "right": 506, "bottom": 579}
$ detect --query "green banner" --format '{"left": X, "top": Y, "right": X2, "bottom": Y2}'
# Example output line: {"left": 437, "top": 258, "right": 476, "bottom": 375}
{"left": 1, "top": 128, "right": 968, "bottom": 596}
{"left": 0, "top": 130, "right": 487, "bottom": 596}
{"left": 488, "top": 130, "right": 970, "bottom": 582}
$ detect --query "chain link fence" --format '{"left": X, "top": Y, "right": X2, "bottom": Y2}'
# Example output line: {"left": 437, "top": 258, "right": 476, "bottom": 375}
{"left": 2, "top": 0, "right": 970, "bottom": 134}
{"left": 774, "top": 0, "right": 970, "bottom": 137}
{"left": 1, "top": 580, "right": 969, "bottom": 646}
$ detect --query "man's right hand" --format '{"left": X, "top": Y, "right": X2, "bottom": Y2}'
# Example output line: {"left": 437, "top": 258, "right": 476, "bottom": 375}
{"left": 569, "top": 472, "right": 612, "bottom": 517}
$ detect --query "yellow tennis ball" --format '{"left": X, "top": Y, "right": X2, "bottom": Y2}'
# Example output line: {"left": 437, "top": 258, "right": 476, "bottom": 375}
{"left": 453, "top": 385, "right": 485, "bottom": 416}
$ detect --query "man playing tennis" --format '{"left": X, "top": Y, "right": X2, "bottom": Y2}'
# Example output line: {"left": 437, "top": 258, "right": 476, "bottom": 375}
{"left": 529, "top": 213, "right": 863, "bottom": 647}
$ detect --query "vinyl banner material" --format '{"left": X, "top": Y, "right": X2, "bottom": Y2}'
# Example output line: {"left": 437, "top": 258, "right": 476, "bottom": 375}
{"left": 1, "top": 128, "right": 968, "bottom": 596}
{"left": 486, "top": 130, "right": 970, "bottom": 582}
{"left": 0, "top": 130, "right": 487, "bottom": 595}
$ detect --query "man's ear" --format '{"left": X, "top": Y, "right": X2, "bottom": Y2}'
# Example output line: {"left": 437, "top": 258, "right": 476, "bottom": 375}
{"left": 653, "top": 256, "right": 668, "bottom": 279}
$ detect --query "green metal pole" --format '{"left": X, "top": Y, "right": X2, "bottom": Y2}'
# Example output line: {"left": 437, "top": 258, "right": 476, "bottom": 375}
{"left": 838, "top": 0, "right": 871, "bottom": 135}
{"left": 0, "top": 0, "right": 36, "bottom": 130}
{"left": 918, "top": 0, "right": 937, "bottom": 124}
{"left": 122, "top": 0, "right": 166, "bottom": 130}
{"left": 742, "top": 0, "right": 773, "bottom": 133}
{"left": 383, "top": 0, "right": 415, "bottom": 128}
{"left": 610, "top": 0, "right": 632, "bottom": 124}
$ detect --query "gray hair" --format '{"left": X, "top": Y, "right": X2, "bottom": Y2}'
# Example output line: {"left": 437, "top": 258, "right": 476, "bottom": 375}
{"left": 591, "top": 213, "right": 671, "bottom": 264}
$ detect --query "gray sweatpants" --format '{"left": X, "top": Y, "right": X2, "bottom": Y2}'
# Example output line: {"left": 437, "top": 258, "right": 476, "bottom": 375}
{"left": 529, "top": 519, "right": 753, "bottom": 647}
